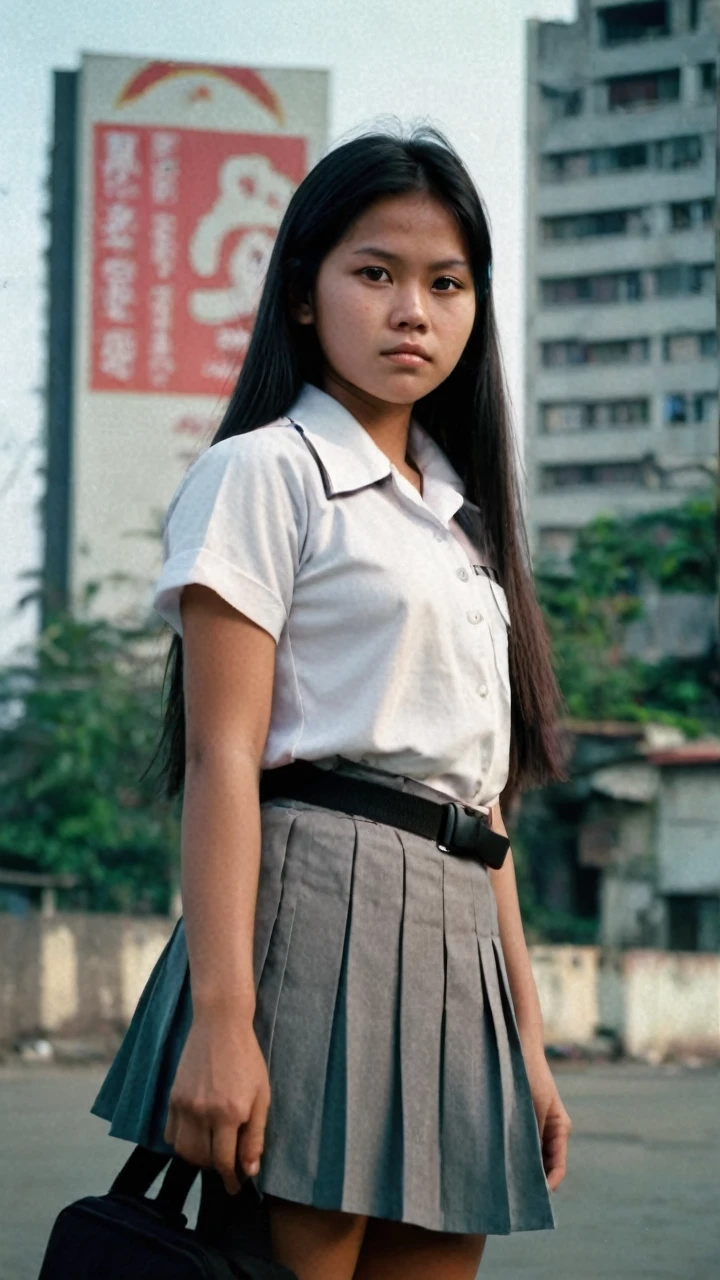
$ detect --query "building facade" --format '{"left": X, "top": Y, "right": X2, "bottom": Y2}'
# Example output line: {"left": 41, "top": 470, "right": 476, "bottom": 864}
{"left": 525, "top": 0, "right": 719, "bottom": 561}
{"left": 518, "top": 723, "right": 720, "bottom": 954}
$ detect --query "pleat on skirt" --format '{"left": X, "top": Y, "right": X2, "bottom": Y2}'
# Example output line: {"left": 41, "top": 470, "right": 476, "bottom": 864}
{"left": 92, "top": 769, "right": 555, "bottom": 1236}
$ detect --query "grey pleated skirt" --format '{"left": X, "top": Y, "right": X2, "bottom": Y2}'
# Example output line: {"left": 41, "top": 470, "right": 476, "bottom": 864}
{"left": 92, "top": 766, "right": 554, "bottom": 1236}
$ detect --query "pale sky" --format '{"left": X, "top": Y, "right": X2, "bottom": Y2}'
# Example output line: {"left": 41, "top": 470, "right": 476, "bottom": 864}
{"left": 0, "top": 0, "right": 576, "bottom": 661}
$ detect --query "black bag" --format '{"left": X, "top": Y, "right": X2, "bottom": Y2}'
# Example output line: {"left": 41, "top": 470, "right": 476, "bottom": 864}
{"left": 38, "top": 1145, "right": 297, "bottom": 1280}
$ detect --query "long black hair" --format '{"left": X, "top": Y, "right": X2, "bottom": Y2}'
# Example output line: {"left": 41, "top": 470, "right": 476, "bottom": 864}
{"left": 154, "top": 126, "right": 565, "bottom": 801}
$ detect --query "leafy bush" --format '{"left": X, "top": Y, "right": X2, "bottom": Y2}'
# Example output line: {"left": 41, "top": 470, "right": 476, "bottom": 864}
{"left": 536, "top": 498, "right": 719, "bottom": 731}
{"left": 0, "top": 597, "right": 178, "bottom": 912}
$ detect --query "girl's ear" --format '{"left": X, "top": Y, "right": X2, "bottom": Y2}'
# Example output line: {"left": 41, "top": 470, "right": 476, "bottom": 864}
{"left": 292, "top": 298, "right": 315, "bottom": 326}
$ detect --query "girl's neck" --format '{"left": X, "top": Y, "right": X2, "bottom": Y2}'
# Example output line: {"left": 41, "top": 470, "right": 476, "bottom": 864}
{"left": 321, "top": 370, "right": 418, "bottom": 482}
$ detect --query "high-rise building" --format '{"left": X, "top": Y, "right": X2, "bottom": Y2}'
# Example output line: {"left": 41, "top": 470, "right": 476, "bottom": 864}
{"left": 525, "top": 0, "right": 719, "bottom": 562}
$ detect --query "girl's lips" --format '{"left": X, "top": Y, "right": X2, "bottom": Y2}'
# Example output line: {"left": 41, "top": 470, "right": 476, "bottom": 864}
{"left": 382, "top": 351, "right": 429, "bottom": 366}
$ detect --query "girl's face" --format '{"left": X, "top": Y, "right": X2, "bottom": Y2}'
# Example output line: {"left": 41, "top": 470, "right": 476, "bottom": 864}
{"left": 297, "top": 192, "right": 477, "bottom": 405}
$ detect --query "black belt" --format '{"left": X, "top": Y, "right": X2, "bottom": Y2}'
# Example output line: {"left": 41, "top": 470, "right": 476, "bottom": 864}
{"left": 259, "top": 761, "right": 510, "bottom": 870}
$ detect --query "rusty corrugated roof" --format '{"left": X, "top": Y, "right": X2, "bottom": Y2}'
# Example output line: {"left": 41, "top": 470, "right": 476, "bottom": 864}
{"left": 646, "top": 741, "right": 720, "bottom": 766}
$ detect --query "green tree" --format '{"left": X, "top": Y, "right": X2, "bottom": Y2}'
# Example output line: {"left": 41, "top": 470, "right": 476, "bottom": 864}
{"left": 536, "top": 497, "right": 719, "bottom": 732}
{"left": 0, "top": 590, "right": 178, "bottom": 912}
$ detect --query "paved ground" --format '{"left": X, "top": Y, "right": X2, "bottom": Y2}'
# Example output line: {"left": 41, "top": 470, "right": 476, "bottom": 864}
{"left": 0, "top": 1061, "right": 718, "bottom": 1279}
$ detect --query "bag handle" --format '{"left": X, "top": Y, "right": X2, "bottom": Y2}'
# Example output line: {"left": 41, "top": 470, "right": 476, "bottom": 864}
{"left": 110, "top": 1145, "right": 198, "bottom": 1213}
{"left": 110, "top": 1146, "right": 170, "bottom": 1196}
{"left": 155, "top": 1157, "right": 199, "bottom": 1213}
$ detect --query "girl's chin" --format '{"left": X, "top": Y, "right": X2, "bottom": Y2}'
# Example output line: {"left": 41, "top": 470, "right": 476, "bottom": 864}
{"left": 325, "top": 364, "right": 439, "bottom": 405}
{"left": 362, "top": 367, "right": 438, "bottom": 402}
{"left": 381, "top": 377, "right": 437, "bottom": 402}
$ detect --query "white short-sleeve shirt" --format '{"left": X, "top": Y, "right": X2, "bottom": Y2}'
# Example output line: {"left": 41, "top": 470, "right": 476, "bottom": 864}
{"left": 153, "top": 383, "right": 512, "bottom": 809}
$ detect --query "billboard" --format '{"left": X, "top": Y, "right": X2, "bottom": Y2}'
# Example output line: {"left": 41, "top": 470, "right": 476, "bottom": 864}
{"left": 46, "top": 54, "right": 328, "bottom": 620}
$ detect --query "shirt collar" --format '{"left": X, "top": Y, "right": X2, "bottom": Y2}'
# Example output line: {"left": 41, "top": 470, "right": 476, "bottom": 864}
{"left": 287, "top": 383, "right": 466, "bottom": 525}
{"left": 408, "top": 419, "right": 466, "bottom": 526}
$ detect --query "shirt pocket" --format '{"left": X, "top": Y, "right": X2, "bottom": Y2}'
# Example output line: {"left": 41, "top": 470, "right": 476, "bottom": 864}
{"left": 485, "top": 580, "right": 511, "bottom": 692}
{"left": 488, "top": 580, "right": 511, "bottom": 627}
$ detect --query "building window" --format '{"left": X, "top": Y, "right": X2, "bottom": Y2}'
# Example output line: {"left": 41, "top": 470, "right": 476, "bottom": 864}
{"left": 542, "top": 272, "right": 643, "bottom": 306}
{"left": 540, "top": 84, "right": 584, "bottom": 121}
{"left": 541, "top": 404, "right": 584, "bottom": 433}
{"left": 663, "top": 392, "right": 718, "bottom": 424}
{"left": 654, "top": 135, "right": 703, "bottom": 169}
{"left": 654, "top": 263, "right": 715, "bottom": 296}
{"left": 700, "top": 61, "right": 718, "bottom": 102}
{"left": 598, "top": 2, "right": 669, "bottom": 48}
{"left": 542, "top": 341, "right": 584, "bottom": 367}
{"left": 667, "top": 894, "right": 720, "bottom": 952}
{"left": 537, "top": 528, "right": 577, "bottom": 561}
{"left": 591, "top": 400, "right": 649, "bottom": 426}
{"left": 670, "top": 199, "right": 714, "bottom": 230}
{"left": 663, "top": 331, "right": 718, "bottom": 361}
{"left": 541, "top": 151, "right": 593, "bottom": 182}
{"left": 541, "top": 208, "right": 650, "bottom": 242}
{"left": 590, "top": 141, "right": 650, "bottom": 174}
{"left": 689, "top": 1, "right": 703, "bottom": 31}
{"left": 607, "top": 68, "right": 680, "bottom": 111}
{"left": 664, "top": 394, "right": 687, "bottom": 423}
{"left": 541, "top": 400, "right": 650, "bottom": 432}
{"left": 540, "top": 462, "right": 646, "bottom": 490}
{"left": 541, "top": 152, "right": 581, "bottom": 182}
{"left": 540, "top": 135, "right": 702, "bottom": 183}
{"left": 542, "top": 338, "right": 650, "bottom": 367}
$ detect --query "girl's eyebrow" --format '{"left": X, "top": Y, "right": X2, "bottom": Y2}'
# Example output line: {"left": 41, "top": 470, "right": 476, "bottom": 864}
{"left": 351, "top": 245, "right": 469, "bottom": 271}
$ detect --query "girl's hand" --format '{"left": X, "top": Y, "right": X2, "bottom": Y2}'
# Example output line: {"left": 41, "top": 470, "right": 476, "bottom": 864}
{"left": 523, "top": 1051, "right": 572, "bottom": 1191}
{"left": 164, "top": 1013, "right": 271, "bottom": 1194}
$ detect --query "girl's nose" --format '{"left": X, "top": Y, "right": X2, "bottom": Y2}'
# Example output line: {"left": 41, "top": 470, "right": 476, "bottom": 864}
{"left": 390, "top": 287, "right": 429, "bottom": 331}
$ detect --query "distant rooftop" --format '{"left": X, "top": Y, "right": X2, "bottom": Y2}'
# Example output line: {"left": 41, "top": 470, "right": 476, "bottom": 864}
{"left": 565, "top": 719, "right": 648, "bottom": 738}
{"left": 646, "top": 740, "right": 720, "bottom": 766}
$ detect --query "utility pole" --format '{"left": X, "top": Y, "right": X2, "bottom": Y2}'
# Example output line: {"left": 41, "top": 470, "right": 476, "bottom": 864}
{"left": 716, "top": 42, "right": 720, "bottom": 641}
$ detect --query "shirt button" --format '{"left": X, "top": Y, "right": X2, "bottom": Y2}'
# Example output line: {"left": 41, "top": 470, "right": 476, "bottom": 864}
{"left": 457, "top": 567, "right": 469, "bottom": 582}
{"left": 467, "top": 609, "right": 483, "bottom": 625}
{"left": 478, "top": 683, "right": 489, "bottom": 698}
{"left": 434, "top": 531, "right": 446, "bottom": 542}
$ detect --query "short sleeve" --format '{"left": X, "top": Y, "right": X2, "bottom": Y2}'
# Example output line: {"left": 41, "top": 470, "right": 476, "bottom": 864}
{"left": 153, "top": 428, "right": 308, "bottom": 641}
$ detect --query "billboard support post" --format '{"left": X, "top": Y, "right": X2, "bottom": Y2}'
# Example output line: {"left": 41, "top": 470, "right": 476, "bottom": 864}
{"left": 43, "top": 70, "right": 79, "bottom": 623}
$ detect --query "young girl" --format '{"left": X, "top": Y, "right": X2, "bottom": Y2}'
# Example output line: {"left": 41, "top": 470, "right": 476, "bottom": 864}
{"left": 93, "top": 127, "right": 571, "bottom": 1279}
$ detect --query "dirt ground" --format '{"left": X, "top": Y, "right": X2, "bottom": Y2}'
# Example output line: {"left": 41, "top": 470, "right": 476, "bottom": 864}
{"left": 0, "top": 1060, "right": 718, "bottom": 1280}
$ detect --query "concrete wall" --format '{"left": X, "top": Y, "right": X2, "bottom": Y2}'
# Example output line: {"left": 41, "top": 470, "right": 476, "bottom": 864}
{"left": 530, "top": 945, "right": 600, "bottom": 1044}
{"left": 622, "top": 949, "right": 720, "bottom": 1058}
{"left": 0, "top": 913, "right": 173, "bottom": 1047}
{"left": 2, "top": 914, "right": 720, "bottom": 1060}
{"left": 532, "top": 945, "right": 720, "bottom": 1058}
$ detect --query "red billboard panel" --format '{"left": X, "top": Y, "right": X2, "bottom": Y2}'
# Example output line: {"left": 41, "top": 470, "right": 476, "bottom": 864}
{"left": 90, "top": 124, "right": 305, "bottom": 395}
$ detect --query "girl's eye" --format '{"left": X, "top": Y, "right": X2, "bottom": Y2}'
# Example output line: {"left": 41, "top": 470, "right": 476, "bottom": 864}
{"left": 358, "top": 267, "right": 463, "bottom": 290}
{"left": 360, "top": 266, "right": 389, "bottom": 283}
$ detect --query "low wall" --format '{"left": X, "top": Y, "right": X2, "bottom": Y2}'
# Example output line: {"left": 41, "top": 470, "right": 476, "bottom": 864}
{"left": 530, "top": 945, "right": 720, "bottom": 1058}
{"left": 622, "top": 949, "right": 720, "bottom": 1059}
{"left": 1, "top": 914, "right": 719, "bottom": 1059}
{"left": 529, "top": 945, "right": 600, "bottom": 1045}
{"left": 0, "top": 913, "right": 173, "bottom": 1047}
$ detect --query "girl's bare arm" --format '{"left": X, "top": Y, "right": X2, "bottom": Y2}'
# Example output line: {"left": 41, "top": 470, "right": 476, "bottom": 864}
{"left": 488, "top": 807, "right": 545, "bottom": 1058}
{"left": 489, "top": 805, "right": 572, "bottom": 1191}
{"left": 164, "top": 583, "right": 277, "bottom": 1192}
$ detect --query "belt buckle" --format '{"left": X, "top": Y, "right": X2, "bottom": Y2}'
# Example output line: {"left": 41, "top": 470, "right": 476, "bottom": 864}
{"left": 438, "top": 802, "right": 485, "bottom": 856}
